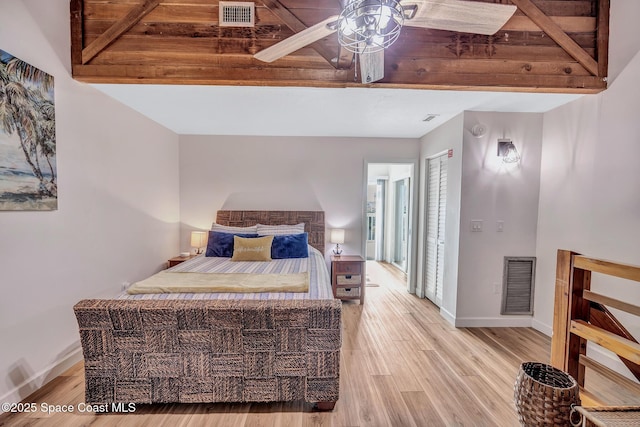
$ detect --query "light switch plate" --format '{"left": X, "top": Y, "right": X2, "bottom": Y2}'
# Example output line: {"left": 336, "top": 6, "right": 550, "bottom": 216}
{"left": 471, "top": 220, "right": 483, "bottom": 232}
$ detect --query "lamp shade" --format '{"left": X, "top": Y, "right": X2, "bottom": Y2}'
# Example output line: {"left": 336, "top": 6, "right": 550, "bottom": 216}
{"left": 502, "top": 142, "right": 521, "bottom": 163}
{"left": 498, "top": 138, "right": 521, "bottom": 164}
{"left": 190, "top": 231, "right": 207, "bottom": 248}
{"left": 330, "top": 229, "right": 345, "bottom": 244}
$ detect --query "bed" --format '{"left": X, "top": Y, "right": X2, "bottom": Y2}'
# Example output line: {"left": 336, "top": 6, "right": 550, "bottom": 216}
{"left": 74, "top": 210, "right": 341, "bottom": 410}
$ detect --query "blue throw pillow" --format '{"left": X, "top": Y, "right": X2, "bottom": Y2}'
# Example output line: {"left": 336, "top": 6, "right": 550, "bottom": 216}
{"left": 271, "top": 233, "right": 309, "bottom": 259}
{"left": 205, "top": 231, "right": 258, "bottom": 257}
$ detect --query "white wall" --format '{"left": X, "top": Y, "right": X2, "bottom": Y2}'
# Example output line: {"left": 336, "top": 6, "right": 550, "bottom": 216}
{"left": 606, "top": 0, "right": 640, "bottom": 84}
{"left": 179, "top": 135, "right": 419, "bottom": 258}
{"left": 420, "top": 112, "right": 543, "bottom": 327}
{"left": 455, "top": 112, "right": 543, "bottom": 327}
{"left": 535, "top": 2, "right": 640, "bottom": 338}
{"left": 418, "top": 114, "right": 464, "bottom": 323}
{"left": 0, "top": 0, "right": 180, "bottom": 402}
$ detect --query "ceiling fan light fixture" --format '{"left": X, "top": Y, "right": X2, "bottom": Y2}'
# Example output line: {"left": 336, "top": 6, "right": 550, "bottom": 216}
{"left": 339, "top": 16, "right": 357, "bottom": 36}
{"left": 377, "top": 5, "right": 392, "bottom": 28}
{"left": 337, "top": 0, "right": 404, "bottom": 54}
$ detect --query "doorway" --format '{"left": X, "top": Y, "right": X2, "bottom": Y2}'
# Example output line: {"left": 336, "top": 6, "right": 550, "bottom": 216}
{"left": 364, "top": 161, "right": 417, "bottom": 292}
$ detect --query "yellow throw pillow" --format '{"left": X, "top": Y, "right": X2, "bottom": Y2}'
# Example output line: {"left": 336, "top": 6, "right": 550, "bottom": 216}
{"left": 231, "top": 235, "right": 274, "bottom": 262}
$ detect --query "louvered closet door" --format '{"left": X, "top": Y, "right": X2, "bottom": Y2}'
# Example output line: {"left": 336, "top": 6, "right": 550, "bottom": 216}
{"left": 425, "top": 153, "right": 448, "bottom": 306}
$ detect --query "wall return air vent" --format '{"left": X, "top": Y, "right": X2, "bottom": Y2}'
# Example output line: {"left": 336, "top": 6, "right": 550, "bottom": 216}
{"left": 219, "top": 2, "right": 255, "bottom": 27}
{"left": 501, "top": 256, "right": 536, "bottom": 315}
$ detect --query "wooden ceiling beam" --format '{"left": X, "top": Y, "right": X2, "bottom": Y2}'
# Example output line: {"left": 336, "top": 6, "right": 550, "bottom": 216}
{"left": 510, "top": 0, "right": 599, "bottom": 76}
{"left": 70, "top": 0, "right": 83, "bottom": 66}
{"left": 597, "top": 0, "right": 610, "bottom": 78}
{"left": 503, "top": 16, "right": 596, "bottom": 33}
{"left": 82, "top": 0, "right": 161, "bottom": 64}
{"left": 380, "top": 71, "right": 606, "bottom": 92}
{"left": 259, "top": 0, "right": 340, "bottom": 68}
{"left": 71, "top": 63, "right": 606, "bottom": 92}
{"left": 70, "top": 0, "right": 608, "bottom": 93}
{"left": 387, "top": 57, "right": 593, "bottom": 77}
{"left": 71, "top": 63, "right": 354, "bottom": 85}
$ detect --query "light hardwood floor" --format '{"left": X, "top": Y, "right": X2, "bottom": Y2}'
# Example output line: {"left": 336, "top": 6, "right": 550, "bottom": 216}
{"left": 1, "top": 261, "right": 627, "bottom": 427}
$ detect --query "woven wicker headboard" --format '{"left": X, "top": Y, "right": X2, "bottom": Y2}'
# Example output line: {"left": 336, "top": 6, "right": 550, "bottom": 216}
{"left": 216, "top": 210, "right": 325, "bottom": 253}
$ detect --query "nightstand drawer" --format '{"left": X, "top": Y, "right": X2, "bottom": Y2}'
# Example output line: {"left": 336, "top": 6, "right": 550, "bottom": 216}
{"left": 334, "top": 262, "right": 362, "bottom": 274}
{"left": 336, "top": 287, "right": 360, "bottom": 298}
{"left": 337, "top": 274, "right": 361, "bottom": 285}
{"left": 331, "top": 255, "right": 365, "bottom": 304}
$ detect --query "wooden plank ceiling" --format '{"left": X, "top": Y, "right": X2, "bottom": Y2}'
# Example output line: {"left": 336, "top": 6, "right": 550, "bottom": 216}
{"left": 70, "top": 0, "right": 609, "bottom": 93}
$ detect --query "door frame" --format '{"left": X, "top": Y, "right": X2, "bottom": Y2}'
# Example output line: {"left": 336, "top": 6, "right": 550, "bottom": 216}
{"left": 392, "top": 177, "right": 410, "bottom": 272}
{"left": 363, "top": 158, "right": 419, "bottom": 294}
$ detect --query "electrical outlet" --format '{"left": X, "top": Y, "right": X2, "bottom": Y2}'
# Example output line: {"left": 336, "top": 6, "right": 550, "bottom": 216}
{"left": 496, "top": 220, "right": 504, "bottom": 232}
{"left": 121, "top": 281, "right": 131, "bottom": 291}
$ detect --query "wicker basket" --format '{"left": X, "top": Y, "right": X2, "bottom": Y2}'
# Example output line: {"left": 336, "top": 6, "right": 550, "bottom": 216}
{"left": 514, "top": 362, "right": 581, "bottom": 426}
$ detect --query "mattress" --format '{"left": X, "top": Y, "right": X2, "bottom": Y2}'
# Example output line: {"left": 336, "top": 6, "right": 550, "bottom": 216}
{"left": 117, "top": 246, "right": 333, "bottom": 300}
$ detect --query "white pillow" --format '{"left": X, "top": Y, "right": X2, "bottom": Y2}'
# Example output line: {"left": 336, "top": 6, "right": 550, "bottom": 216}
{"left": 211, "top": 223, "right": 258, "bottom": 233}
{"left": 256, "top": 223, "right": 305, "bottom": 236}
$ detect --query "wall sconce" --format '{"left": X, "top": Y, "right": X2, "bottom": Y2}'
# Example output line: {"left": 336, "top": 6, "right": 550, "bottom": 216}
{"left": 330, "top": 229, "right": 345, "bottom": 255}
{"left": 497, "top": 139, "right": 521, "bottom": 164}
{"left": 190, "top": 231, "right": 207, "bottom": 254}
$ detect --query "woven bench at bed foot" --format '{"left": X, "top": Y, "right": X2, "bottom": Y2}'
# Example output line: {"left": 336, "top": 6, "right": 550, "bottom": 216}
{"left": 75, "top": 299, "right": 342, "bottom": 408}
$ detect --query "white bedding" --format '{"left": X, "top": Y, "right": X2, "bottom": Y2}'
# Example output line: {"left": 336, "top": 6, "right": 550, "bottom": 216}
{"left": 117, "top": 246, "right": 333, "bottom": 300}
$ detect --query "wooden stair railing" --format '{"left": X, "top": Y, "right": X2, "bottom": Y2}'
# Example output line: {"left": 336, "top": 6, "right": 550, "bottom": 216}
{"left": 551, "top": 249, "right": 640, "bottom": 405}
{"left": 590, "top": 302, "right": 640, "bottom": 381}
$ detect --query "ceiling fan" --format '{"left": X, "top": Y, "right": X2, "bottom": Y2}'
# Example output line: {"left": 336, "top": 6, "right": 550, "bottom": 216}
{"left": 253, "top": 0, "right": 517, "bottom": 84}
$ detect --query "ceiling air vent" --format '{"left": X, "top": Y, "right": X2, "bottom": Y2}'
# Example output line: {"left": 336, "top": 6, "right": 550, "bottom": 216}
{"left": 219, "top": 2, "right": 255, "bottom": 27}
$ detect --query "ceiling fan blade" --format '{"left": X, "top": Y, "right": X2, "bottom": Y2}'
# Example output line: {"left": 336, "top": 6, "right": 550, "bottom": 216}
{"left": 359, "top": 48, "right": 385, "bottom": 84}
{"left": 404, "top": 0, "right": 517, "bottom": 35}
{"left": 254, "top": 15, "right": 339, "bottom": 63}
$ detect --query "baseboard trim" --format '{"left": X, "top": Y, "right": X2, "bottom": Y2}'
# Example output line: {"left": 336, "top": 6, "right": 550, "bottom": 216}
{"left": 531, "top": 318, "right": 552, "bottom": 337}
{"left": 454, "top": 316, "right": 533, "bottom": 328}
{"left": 439, "top": 307, "right": 456, "bottom": 326}
{"left": 0, "top": 342, "right": 82, "bottom": 403}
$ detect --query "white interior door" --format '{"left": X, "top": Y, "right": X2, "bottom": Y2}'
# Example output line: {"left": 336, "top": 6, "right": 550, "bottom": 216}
{"left": 425, "top": 154, "right": 448, "bottom": 306}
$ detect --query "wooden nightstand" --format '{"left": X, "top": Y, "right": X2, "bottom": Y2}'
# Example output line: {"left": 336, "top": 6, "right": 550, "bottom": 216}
{"left": 167, "top": 254, "right": 197, "bottom": 268}
{"left": 331, "top": 255, "right": 365, "bottom": 304}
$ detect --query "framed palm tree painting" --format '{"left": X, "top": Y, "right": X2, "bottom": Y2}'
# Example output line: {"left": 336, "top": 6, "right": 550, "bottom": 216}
{"left": 0, "top": 49, "right": 57, "bottom": 211}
